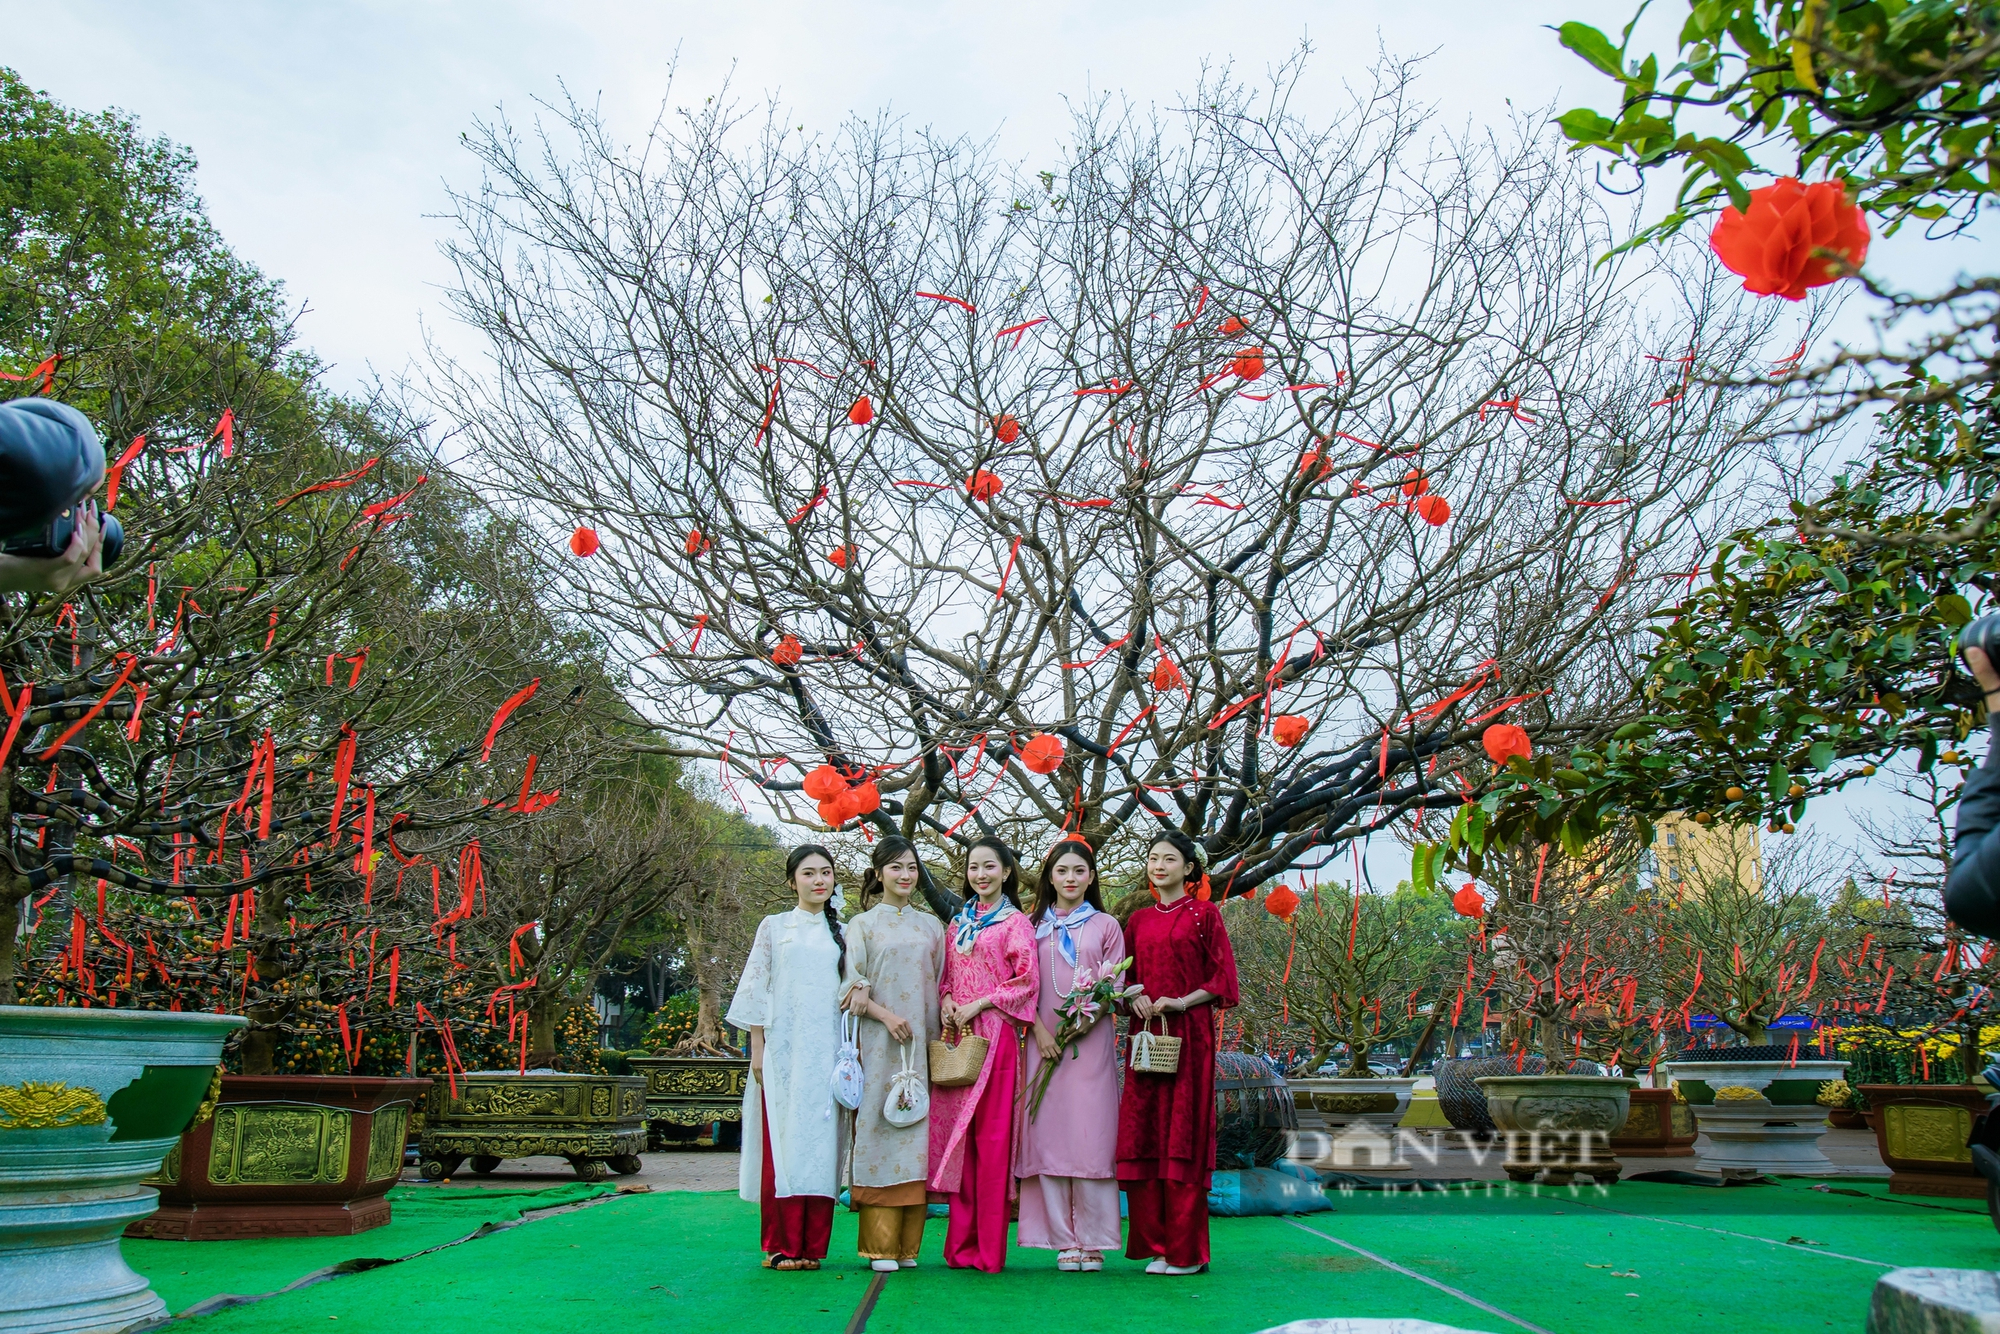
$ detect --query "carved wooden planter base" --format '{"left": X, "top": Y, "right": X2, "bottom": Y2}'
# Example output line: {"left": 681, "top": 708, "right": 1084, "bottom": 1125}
{"left": 419, "top": 1072, "right": 647, "bottom": 1182}
{"left": 1859, "top": 1084, "right": 1991, "bottom": 1199}
{"left": 127, "top": 1075, "right": 431, "bottom": 1240}
{"left": 628, "top": 1055, "right": 748, "bottom": 1149}
{"left": 1608, "top": 1087, "right": 1698, "bottom": 1158}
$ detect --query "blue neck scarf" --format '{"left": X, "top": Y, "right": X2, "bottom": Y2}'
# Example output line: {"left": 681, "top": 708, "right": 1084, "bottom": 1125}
{"left": 951, "top": 897, "right": 1017, "bottom": 955}
{"left": 1034, "top": 901, "right": 1099, "bottom": 968}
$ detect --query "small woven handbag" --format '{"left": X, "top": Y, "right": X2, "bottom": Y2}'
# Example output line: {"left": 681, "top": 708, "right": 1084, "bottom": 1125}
{"left": 1129, "top": 1014, "right": 1183, "bottom": 1075}
{"left": 927, "top": 1028, "right": 990, "bottom": 1088}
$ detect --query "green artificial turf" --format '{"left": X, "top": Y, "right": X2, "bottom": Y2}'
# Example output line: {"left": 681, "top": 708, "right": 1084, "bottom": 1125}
{"left": 123, "top": 1183, "right": 615, "bottom": 1314}
{"left": 152, "top": 1179, "right": 1999, "bottom": 1334}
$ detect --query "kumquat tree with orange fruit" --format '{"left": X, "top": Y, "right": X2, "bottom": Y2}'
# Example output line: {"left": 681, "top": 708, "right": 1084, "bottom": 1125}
{"left": 430, "top": 53, "right": 1809, "bottom": 910}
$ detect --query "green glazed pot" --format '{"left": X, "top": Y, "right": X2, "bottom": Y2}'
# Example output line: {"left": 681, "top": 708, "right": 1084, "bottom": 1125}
{"left": 0, "top": 1004, "right": 245, "bottom": 1333}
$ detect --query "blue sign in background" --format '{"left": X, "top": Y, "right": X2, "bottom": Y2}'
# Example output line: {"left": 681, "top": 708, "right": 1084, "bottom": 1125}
{"left": 1686, "top": 1014, "right": 1816, "bottom": 1030}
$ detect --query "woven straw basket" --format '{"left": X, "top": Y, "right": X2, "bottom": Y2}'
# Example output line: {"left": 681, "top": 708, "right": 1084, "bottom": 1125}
{"left": 928, "top": 1031, "right": 990, "bottom": 1088}
{"left": 1129, "top": 1015, "right": 1183, "bottom": 1075}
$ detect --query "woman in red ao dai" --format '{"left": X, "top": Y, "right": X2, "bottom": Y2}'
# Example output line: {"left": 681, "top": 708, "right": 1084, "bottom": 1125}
{"left": 925, "top": 838, "right": 1038, "bottom": 1272}
{"left": 1115, "top": 831, "right": 1239, "bottom": 1275}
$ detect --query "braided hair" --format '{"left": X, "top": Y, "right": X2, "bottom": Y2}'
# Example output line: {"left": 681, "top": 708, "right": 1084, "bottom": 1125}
{"left": 786, "top": 843, "right": 844, "bottom": 976}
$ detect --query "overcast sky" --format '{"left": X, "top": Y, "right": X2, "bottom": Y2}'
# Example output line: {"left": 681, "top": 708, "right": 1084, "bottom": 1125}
{"left": 6, "top": 1, "right": 1994, "bottom": 881}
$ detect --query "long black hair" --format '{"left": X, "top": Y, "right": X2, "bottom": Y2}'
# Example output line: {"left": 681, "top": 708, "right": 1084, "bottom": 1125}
{"left": 1033, "top": 838, "right": 1102, "bottom": 924}
{"left": 858, "top": 836, "right": 921, "bottom": 909}
{"left": 786, "top": 843, "right": 844, "bottom": 976}
{"left": 960, "top": 836, "right": 1024, "bottom": 911}
{"left": 1144, "top": 829, "right": 1207, "bottom": 899}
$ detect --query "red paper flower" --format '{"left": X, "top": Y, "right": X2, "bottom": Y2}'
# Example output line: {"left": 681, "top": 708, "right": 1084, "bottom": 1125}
{"left": 683, "top": 529, "right": 710, "bottom": 557}
{"left": 802, "top": 763, "right": 846, "bottom": 801}
{"left": 848, "top": 396, "right": 874, "bottom": 425}
{"left": 1401, "top": 469, "right": 1429, "bottom": 497}
{"left": 569, "top": 526, "right": 599, "bottom": 557}
{"left": 1264, "top": 884, "right": 1300, "bottom": 921}
{"left": 1218, "top": 316, "right": 1246, "bottom": 335}
{"left": 1231, "top": 347, "right": 1265, "bottom": 380}
{"left": 1709, "top": 178, "right": 1870, "bottom": 301}
{"left": 1482, "top": 722, "right": 1531, "bottom": 766}
{"left": 771, "top": 635, "right": 803, "bottom": 666}
{"left": 1150, "top": 657, "right": 1185, "bottom": 691}
{"left": 828, "top": 545, "right": 855, "bottom": 569}
{"left": 993, "top": 414, "right": 1021, "bottom": 444}
{"left": 1298, "top": 448, "right": 1333, "bottom": 480}
{"left": 1414, "top": 494, "right": 1451, "bottom": 526}
{"left": 1019, "top": 732, "right": 1066, "bottom": 774}
{"left": 1272, "top": 715, "right": 1311, "bottom": 748}
{"left": 968, "top": 469, "right": 1004, "bottom": 501}
{"left": 1452, "top": 882, "right": 1486, "bottom": 918}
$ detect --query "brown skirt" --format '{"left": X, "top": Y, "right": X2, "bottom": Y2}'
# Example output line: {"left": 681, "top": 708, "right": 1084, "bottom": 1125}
{"left": 850, "top": 1180, "right": 927, "bottom": 1208}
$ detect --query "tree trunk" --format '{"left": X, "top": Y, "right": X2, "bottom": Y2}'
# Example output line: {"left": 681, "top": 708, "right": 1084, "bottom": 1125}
{"left": 684, "top": 914, "right": 734, "bottom": 1049}
{"left": 238, "top": 935, "right": 288, "bottom": 1075}
{"left": 1344, "top": 999, "right": 1373, "bottom": 1077}
{"left": 529, "top": 994, "right": 561, "bottom": 1070}
{"left": 0, "top": 891, "right": 21, "bottom": 1005}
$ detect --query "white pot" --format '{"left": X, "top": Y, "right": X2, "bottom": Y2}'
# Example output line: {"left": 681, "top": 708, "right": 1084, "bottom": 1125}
{"left": 1663, "top": 1058, "right": 1849, "bottom": 1177}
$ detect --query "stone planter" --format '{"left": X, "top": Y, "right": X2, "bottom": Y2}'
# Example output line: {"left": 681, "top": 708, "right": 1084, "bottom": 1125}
{"left": 1435, "top": 1055, "right": 1546, "bottom": 1132}
{"left": 1476, "top": 1073, "right": 1639, "bottom": 1185}
{"left": 627, "top": 1054, "right": 747, "bottom": 1150}
{"left": 419, "top": 1071, "right": 647, "bottom": 1182}
{"left": 125, "top": 1075, "right": 431, "bottom": 1239}
{"left": 1608, "top": 1086, "right": 1697, "bottom": 1158}
{"left": 1664, "top": 1056, "right": 1848, "bottom": 1177}
{"left": 1288, "top": 1076, "right": 1418, "bottom": 1131}
{"left": 0, "top": 1003, "right": 245, "bottom": 1334}
{"left": 1859, "top": 1083, "right": 1991, "bottom": 1199}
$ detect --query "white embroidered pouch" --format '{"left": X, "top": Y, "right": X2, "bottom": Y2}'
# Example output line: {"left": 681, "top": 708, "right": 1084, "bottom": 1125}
{"left": 831, "top": 1011, "right": 866, "bottom": 1111}
{"left": 882, "top": 1041, "right": 929, "bottom": 1127}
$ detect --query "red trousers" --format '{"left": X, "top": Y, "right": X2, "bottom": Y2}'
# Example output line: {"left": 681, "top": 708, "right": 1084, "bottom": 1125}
{"left": 760, "top": 1094, "right": 833, "bottom": 1260}
{"left": 943, "top": 1058, "right": 1016, "bottom": 1272}
{"left": 1122, "top": 1177, "right": 1209, "bottom": 1268}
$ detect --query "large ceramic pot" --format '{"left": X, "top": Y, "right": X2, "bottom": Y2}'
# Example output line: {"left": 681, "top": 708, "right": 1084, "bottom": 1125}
{"left": 627, "top": 1054, "right": 747, "bottom": 1150}
{"left": 126, "top": 1075, "right": 431, "bottom": 1239}
{"left": 1858, "top": 1083, "right": 1991, "bottom": 1199}
{"left": 1476, "top": 1074, "right": 1639, "bottom": 1184}
{"left": 1663, "top": 1055, "right": 1849, "bottom": 1177}
{"left": 419, "top": 1071, "right": 647, "bottom": 1181}
{"left": 0, "top": 1004, "right": 245, "bottom": 1334}
{"left": 1435, "top": 1055, "right": 1546, "bottom": 1132}
{"left": 1288, "top": 1076, "right": 1419, "bottom": 1131}
{"left": 1608, "top": 1087, "right": 1698, "bottom": 1158}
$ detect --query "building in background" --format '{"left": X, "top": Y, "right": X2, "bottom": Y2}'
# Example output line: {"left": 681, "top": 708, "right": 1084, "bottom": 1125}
{"left": 1653, "top": 814, "right": 1762, "bottom": 895}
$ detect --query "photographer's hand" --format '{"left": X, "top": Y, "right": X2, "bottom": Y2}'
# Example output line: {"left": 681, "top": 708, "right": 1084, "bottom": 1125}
{"left": 0, "top": 508, "right": 101, "bottom": 596}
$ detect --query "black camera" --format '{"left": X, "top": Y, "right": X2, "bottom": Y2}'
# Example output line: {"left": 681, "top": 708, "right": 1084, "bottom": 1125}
{"left": 1962, "top": 611, "right": 2000, "bottom": 664}
{"left": 1, "top": 501, "right": 122, "bottom": 568}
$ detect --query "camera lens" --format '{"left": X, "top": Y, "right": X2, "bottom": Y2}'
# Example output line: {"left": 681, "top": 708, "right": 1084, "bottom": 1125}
{"left": 1961, "top": 611, "right": 2000, "bottom": 663}
{"left": 99, "top": 513, "right": 123, "bottom": 569}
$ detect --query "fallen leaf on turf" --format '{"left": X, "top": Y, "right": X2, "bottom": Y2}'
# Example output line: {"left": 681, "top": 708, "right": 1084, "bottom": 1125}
{"left": 1613, "top": 1271, "right": 1639, "bottom": 1278}
{"left": 1786, "top": 1236, "right": 1824, "bottom": 1246}
{"left": 1586, "top": 1263, "right": 1611, "bottom": 1269}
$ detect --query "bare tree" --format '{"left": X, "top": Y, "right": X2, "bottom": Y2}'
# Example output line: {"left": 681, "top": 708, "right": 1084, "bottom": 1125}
{"left": 429, "top": 54, "right": 1792, "bottom": 903}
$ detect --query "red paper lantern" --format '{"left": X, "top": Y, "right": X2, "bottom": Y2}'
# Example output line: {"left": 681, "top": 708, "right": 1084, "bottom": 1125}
{"left": 993, "top": 414, "right": 1021, "bottom": 444}
{"left": 1482, "top": 722, "right": 1531, "bottom": 766}
{"left": 1150, "top": 657, "right": 1185, "bottom": 692}
{"left": 771, "top": 635, "right": 803, "bottom": 666}
{"left": 1709, "top": 178, "right": 1870, "bottom": 301}
{"left": 1218, "top": 315, "right": 1246, "bottom": 335}
{"left": 848, "top": 396, "right": 874, "bottom": 425}
{"left": 1019, "top": 732, "right": 1066, "bottom": 774}
{"left": 1264, "top": 884, "right": 1300, "bottom": 921}
{"left": 1231, "top": 347, "right": 1265, "bottom": 380}
{"left": 684, "top": 529, "right": 710, "bottom": 556}
{"left": 1298, "top": 448, "right": 1333, "bottom": 480}
{"left": 1401, "top": 469, "right": 1429, "bottom": 497}
{"left": 802, "top": 763, "right": 846, "bottom": 801}
{"left": 1272, "top": 715, "right": 1311, "bottom": 748}
{"left": 817, "top": 797, "right": 849, "bottom": 828}
{"left": 848, "top": 780, "right": 881, "bottom": 816}
{"left": 968, "top": 469, "right": 1004, "bottom": 501}
{"left": 1414, "top": 493, "right": 1451, "bottom": 526}
{"left": 1452, "top": 882, "right": 1486, "bottom": 918}
{"left": 569, "top": 526, "right": 599, "bottom": 557}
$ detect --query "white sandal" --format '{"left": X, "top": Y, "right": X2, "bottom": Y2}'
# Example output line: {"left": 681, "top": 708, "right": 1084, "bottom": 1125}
{"left": 1145, "top": 1257, "right": 1169, "bottom": 1274}
{"left": 1057, "top": 1248, "right": 1082, "bottom": 1272}
{"left": 1080, "top": 1250, "right": 1104, "bottom": 1272}
{"left": 871, "top": 1258, "right": 900, "bottom": 1273}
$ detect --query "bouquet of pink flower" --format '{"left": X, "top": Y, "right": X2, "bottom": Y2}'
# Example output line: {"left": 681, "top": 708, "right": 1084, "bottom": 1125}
{"left": 1028, "top": 955, "right": 1140, "bottom": 1118}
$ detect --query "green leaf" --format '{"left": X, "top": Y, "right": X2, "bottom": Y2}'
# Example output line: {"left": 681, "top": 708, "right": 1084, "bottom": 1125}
{"left": 1937, "top": 592, "right": 1973, "bottom": 627}
{"left": 1558, "top": 22, "right": 1626, "bottom": 77}
{"left": 1809, "top": 740, "right": 1836, "bottom": 771}
{"left": 1556, "top": 108, "right": 1619, "bottom": 144}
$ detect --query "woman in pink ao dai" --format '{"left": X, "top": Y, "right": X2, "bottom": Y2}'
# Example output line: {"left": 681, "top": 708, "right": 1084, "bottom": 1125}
{"left": 1015, "top": 837, "right": 1126, "bottom": 1272}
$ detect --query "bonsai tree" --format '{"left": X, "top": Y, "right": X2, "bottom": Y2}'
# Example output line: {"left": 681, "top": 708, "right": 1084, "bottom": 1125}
{"left": 1657, "top": 830, "right": 1850, "bottom": 1050}
{"left": 1235, "top": 880, "right": 1467, "bottom": 1077}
